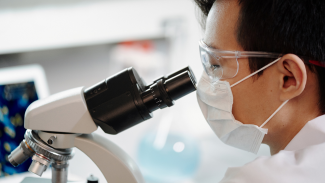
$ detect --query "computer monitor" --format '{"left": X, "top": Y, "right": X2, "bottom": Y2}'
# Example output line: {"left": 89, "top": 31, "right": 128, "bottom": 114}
{"left": 0, "top": 65, "right": 49, "bottom": 177}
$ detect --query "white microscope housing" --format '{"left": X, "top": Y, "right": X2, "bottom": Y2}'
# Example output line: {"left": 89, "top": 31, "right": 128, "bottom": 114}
{"left": 24, "top": 87, "right": 97, "bottom": 134}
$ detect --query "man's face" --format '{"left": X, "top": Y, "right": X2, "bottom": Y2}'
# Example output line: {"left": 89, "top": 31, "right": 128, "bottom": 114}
{"left": 203, "top": 0, "right": 283, "bottom": 134}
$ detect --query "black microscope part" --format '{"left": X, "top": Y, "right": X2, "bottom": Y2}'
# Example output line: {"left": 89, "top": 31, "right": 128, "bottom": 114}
{"left": 84, "top": 66, "right": 197, "bottom": 135}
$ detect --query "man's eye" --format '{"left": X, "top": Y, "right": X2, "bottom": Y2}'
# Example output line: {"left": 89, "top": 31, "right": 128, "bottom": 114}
{"left": 211, "top": 65, "right": 221, "bottom": 70}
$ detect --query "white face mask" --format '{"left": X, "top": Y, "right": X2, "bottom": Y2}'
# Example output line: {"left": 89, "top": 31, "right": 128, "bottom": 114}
{"left": 197, "top": 58, "right": 288, "bottom": 154}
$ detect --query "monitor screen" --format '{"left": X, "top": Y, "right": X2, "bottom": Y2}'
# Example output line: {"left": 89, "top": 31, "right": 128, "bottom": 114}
{"left": 0, "top": 82, "right": 39, "bottom": 177}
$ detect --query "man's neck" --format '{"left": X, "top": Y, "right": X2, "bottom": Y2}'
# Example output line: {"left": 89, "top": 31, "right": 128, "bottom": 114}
{"left": 268, "top": 126, "right": 303, "bottom": 155}
{"left": 265, "top": 105, "right": 320, "bottom": 155}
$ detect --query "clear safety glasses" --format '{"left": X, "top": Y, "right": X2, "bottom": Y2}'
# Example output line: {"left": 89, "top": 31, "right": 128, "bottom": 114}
{"left": 199, "top": 39, "right": 281, "bottom": 81}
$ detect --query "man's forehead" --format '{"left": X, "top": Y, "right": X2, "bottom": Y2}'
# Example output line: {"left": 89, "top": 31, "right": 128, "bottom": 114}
{"left": 204, "top": 0, "right": 242, "bottom": 51}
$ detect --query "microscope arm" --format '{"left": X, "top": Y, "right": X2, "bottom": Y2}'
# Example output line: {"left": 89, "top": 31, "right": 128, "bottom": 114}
{"left": 74, "top": 133, "right": 145, "bottom": 183}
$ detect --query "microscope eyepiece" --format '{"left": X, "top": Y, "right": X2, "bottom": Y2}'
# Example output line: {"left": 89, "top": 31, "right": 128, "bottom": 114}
{"left": 165, "top": 70, "right": 197, "bottom": 101}
{"left": 84, "top": 66, "right": 196, "bottom": 134}
{"left": 141, "top": 70, "right": 196, "bottom": 112}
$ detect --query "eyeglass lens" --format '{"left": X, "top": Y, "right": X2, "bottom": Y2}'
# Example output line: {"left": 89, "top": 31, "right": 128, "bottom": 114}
{"left": 199, "top": 48, "right": 238, "bottom": 80}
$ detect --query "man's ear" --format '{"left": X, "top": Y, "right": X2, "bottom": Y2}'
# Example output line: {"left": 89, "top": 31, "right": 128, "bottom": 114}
{"left": 277, "top": 54, "right": 307, "bottom": 101}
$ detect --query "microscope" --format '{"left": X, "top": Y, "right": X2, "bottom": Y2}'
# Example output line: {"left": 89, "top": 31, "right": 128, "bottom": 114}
{"left": 7, "top": 66, "right": 197, "bottom": 183}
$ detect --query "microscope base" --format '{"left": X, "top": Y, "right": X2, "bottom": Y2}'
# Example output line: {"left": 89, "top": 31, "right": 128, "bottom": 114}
{"left": 20, "top": 177, "right": 83, "bottom": 183}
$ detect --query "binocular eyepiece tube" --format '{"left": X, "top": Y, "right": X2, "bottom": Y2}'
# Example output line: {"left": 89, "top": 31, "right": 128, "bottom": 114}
{"left": 84, "top": 66, "right": 197, "bottom": 134}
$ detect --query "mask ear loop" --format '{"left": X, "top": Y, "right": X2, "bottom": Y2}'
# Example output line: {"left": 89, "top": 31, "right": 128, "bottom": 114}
{"left": 259, "top": 100, "right": 289, "bottom": 128}
{"left": 228, "top": 57, "right": 286, "bottom": 128}
{"left": 230, "top": 57, "right": 281, "bottom": 88}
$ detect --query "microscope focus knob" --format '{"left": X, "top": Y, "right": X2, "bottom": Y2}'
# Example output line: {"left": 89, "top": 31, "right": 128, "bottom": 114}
{"left": 87, "top": 175, "right": 99, "bottom": 183}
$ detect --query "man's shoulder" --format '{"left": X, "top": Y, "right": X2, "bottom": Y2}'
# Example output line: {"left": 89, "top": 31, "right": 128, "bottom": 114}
{"left": 219, "top": 143, "right": 325, "bottom": 183}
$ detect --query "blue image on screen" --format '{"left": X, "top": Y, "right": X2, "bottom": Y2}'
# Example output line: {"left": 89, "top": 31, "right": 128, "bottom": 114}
{"left": 0, "top": 82, "right": 39, "bottom": 177}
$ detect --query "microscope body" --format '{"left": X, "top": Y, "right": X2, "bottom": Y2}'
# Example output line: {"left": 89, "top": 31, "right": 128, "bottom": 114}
{"left": 15, "top": 86, "right": 145, "bottom": 183}
{"left": 8, "top": 67, "right": 196, "bottom": 183}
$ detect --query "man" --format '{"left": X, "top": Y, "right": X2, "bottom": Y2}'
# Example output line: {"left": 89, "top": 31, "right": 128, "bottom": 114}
{"left": 195, "top": 0, "right": 325, "bottom": 182}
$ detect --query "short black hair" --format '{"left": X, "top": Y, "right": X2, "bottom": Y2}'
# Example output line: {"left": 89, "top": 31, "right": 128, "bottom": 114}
{"left": 194, "top": 0, "right": 325, "bottom": 114}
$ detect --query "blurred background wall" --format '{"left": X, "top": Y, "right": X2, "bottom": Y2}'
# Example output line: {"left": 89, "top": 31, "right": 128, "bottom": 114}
{"left": 0, "top": 0, "right": 270, "bottom": 183}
